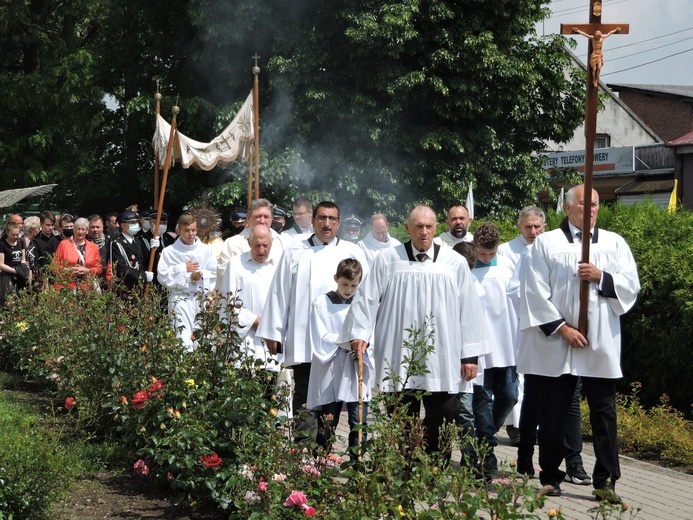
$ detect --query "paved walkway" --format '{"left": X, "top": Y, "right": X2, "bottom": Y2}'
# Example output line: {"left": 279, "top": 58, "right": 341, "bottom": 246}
{"left": 331, "top": 411, "right": 693, "bottom": 519}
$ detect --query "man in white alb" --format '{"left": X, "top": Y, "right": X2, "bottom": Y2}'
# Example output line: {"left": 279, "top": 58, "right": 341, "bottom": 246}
{"left": 341, "top": 205, "right": 491, "bottom": 457}
{"left": 157, "top": 214, "right": 217, "bottom": 351}
{"left": 519, "top": 185, "right": 640, "bottom": 502}
{"left": 356, "top": 213, "right": 401, "bottom": 267}
{"left": 257, "top": 201, "right": 368, "bottom": 434}
{"left": 434, "top": 205, "right": 473, "bottom": 248}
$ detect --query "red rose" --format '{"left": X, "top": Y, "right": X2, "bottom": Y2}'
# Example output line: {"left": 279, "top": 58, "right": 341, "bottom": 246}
{"left": 148, "top": 379, "right": 164, "bottom": 394}
{"left": 131, "top": 390, "right": 150, "bottom": 409}
{"left": 200, "top": 453, "right": 223, "bottom": 469}
{"left": 64, "top": 397, "right": 75, "bottom": 410}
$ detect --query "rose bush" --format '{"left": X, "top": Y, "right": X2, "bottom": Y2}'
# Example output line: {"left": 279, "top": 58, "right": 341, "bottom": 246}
{"left": 0, "top": 278, "right": 554, "bottom": 518}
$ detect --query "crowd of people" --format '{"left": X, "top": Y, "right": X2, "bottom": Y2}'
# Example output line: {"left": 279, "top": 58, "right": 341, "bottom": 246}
{"left": 0, "top": 184, "right": 639, "bottom": 504}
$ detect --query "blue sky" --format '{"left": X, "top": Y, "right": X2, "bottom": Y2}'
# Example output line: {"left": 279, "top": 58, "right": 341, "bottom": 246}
{"left": 538, "top": 0, "right": 693, "bottom": 86}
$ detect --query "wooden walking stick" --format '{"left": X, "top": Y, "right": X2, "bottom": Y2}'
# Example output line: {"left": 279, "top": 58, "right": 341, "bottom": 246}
{"left": 357, "top": 352, "right": 364, "bottom": 462}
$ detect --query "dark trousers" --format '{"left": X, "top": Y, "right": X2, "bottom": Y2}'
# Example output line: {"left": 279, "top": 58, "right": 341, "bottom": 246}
{"left": 518, "top": 375, "right": 584, "bottom": 465}
{"left": 316, "top": 401, "right": 369, "bottom": 456}
{"left": 398, "top": 391, "right": 460, "bottom": 457}
{"left": 532, "top": 374, "right": 619, "bottom": 488}
{"left": 291, "top": 362, "right": 312, "bottom": 415}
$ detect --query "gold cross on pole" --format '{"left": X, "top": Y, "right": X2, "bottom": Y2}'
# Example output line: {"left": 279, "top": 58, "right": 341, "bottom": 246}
{"left": 560, "top": 0, "right": 628, "bottom": 335}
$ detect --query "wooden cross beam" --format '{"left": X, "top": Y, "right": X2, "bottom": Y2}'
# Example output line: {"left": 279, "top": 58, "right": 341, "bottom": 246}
{"left": 560, "top": 0, "right": 628, "bottom": 335}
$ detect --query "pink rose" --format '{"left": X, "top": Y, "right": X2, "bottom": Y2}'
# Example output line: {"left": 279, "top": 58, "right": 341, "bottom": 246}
{"left": 258, "top": 480, "right": 267, "bottom": 492}
{"left": 283, "top": 490, "right": 308, "bottom": 507}
{"left": 304, "top": 505, "right": 317, "bottom": 516}
{"left": 133, "top": 459, "right": 149, "bottom": 476}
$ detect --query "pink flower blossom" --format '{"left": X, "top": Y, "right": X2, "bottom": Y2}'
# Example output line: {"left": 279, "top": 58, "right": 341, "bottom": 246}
{"left": 303, "top": 465, "right": 321, "bottom": 479}
{"left": 258, "top": 480, "right": 267, "bottom": 492}
{"left": 133, "top": 459, "right": 149, "bottom": 476}
{"left": 283, "top": 490, "right": 308, "bottom": 507}
{"left": 304, "top": 506, "right": 317, "bottom": 516}
{"left": 273, "top": 473, "right": 287, "bottom": 482}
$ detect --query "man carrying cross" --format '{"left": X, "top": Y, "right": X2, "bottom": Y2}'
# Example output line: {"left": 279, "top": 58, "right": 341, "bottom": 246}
{"left": 518, "top": 185, "right": 640, "bottom": 502}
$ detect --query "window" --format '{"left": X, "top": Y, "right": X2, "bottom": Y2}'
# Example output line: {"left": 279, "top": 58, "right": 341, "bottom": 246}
{"left": 594, "top": 134, "right": 611, "bottom": 149}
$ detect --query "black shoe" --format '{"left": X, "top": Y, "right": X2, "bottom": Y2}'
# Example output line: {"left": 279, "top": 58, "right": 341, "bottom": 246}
{"left": 473, "top": 467, "right": 493, "bottom": 484}
{"left": 516, "top": 456, "right": 535, "bottom": 478}
{"left": 506, "top": 425, "right": 521, "bottom": 446}
{"left": 565, "top": 462, "right": 592, "bottom": 485}
{"left": 481, "top": 451, "right": 498, "bottom": 473}
{"left": 541, "top": 482, "right": 561, "bottom": 497}
{"left": 593, "top": 485, "right": 622, "bottom": 504}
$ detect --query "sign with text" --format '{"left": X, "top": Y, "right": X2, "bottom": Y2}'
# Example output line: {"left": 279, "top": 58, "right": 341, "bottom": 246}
{"left": 541, "top": 146, "right": 634, "bottom": 175}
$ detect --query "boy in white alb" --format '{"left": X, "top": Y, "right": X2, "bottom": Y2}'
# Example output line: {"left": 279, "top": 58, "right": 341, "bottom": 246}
{"left": 471, "top": 222, "right": 518, "bottom": 473}
{"left": 307, "top": 258, "right": 372, "bottom": 456}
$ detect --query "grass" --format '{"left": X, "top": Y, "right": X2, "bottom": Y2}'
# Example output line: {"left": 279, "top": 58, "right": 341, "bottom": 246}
{"left": 0, "top": 373, "right": 130, "bottom": 519}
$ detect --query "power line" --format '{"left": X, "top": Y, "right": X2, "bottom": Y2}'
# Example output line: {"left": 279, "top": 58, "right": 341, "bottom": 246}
{"left": 602, "top": 46, "right": 693, "bottom": 76}
{"left": 550, "top": 0, "right": 630, "bottom": 17}
{"left": 609, "top": 34, "right": 693, "bottom": 61}
{"left": 608, "top": 26, "right": 693, "bottom": 51}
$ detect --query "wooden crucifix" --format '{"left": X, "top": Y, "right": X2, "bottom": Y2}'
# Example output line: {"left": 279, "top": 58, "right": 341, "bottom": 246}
{"left": 561, "top": 1, "right": 628, "bottom": 335}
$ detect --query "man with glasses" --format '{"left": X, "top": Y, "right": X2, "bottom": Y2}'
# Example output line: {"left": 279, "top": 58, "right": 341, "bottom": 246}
{"left": 283, "top": 197, "right": 314, "bottom": 240}
{"left": 258, "top": 201, "right": 368, "bottom": 439}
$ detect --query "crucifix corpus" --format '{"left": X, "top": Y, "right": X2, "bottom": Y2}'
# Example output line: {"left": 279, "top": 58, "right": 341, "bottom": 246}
{"left": 560, "top": 1, "right": 628, "bottom": 335}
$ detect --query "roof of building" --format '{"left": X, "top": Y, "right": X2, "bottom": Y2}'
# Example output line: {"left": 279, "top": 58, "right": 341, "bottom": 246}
{"left": 667, "top": 130, "right": 693, "bottom": 147}
{"left": 606, "top": 84, "right": 693, "bottom": 100}
{"left": 614, "top": 175, "right": 674, "bottom": 195}
{"left": 561, "top": 50, "right": 662, "bottom": 143}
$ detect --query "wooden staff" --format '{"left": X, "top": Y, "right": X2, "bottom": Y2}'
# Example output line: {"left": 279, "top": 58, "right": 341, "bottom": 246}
{"left": 247, "top": 148, "right": 253, "bottom": 209}
{"left": 252, "top": 53, "right": 260, "bottom": 200}
{"left": 146, "top": 104, "right": 179, "bottom": 292}
{"left": 357, "top": 352, "right": 364, "bottom": 461}
{"left": 153, "top": 90, "right": 162, "bottom": 210}
{"left": 561, "top": 1, "right": 628, "bottom": 335}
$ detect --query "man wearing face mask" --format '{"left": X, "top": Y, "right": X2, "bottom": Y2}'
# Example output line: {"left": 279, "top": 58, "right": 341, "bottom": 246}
{"left": 109, "top": 210, "right": 156, "bottom": 294}
{"left": 141, "top": 211, "right": 176, "bottom": 287}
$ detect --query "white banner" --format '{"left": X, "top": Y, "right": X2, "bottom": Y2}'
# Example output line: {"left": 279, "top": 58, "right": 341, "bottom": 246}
{"left": 153, "top": 92, "right": 254, "bottom": 171}
{"left": 540, "top": 146, "right": 634, "bottom": 175}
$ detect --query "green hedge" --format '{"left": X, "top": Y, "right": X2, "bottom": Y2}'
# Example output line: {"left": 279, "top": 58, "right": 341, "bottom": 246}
{"left": 594, "top": 203, "right": 693, "bottom": 415}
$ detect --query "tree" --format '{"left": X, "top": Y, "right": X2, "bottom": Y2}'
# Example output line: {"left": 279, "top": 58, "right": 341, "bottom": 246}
{"left": 2, "top": 0, "right": 585, "bottom": 221}
{"left": 193, "top": 0, "right": 585, "bottom": 219}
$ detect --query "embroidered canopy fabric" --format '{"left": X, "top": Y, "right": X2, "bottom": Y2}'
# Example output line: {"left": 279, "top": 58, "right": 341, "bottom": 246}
{"left": 152, "top": 92, "right": 254, "bottom": 171}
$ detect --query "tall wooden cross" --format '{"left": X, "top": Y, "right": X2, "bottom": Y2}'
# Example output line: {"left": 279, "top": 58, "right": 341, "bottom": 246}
{"left": 561, "top": 1, "right": 628, "bottom": 335}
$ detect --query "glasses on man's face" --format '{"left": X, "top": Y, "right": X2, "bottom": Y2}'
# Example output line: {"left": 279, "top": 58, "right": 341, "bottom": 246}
{"left": 315, "top": 214, "right": 339, "bottom": 223}
{"left": 293, "top": 209, "right": 311, "bottom": 217}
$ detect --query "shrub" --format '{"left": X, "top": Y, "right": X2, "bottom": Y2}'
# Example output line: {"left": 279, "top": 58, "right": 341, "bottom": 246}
{"left": 1, "top": 288, "right": 552, "bottom": 518}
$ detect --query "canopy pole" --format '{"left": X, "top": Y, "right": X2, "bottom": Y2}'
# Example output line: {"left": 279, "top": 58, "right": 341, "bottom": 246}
{"left": 146, "top": 104, "right": 179, "bottom": 292}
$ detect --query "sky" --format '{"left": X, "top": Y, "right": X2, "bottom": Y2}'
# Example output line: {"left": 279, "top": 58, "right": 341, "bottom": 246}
{"left": 537, "top": 0, "right": 693, "bottom": 86}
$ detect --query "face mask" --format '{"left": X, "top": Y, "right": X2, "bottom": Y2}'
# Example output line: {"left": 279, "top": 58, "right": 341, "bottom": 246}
{"left": 63, "top": 229, "right": 74, "bottom": 238}
{"left": 142, "top": 221, "right": 151, "bottom": 232}
{"left": 158, "top": 224, "right": 168, "bottom": 236}
{"left": 127, "top": 224, "right": 141, "bottom": 235}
